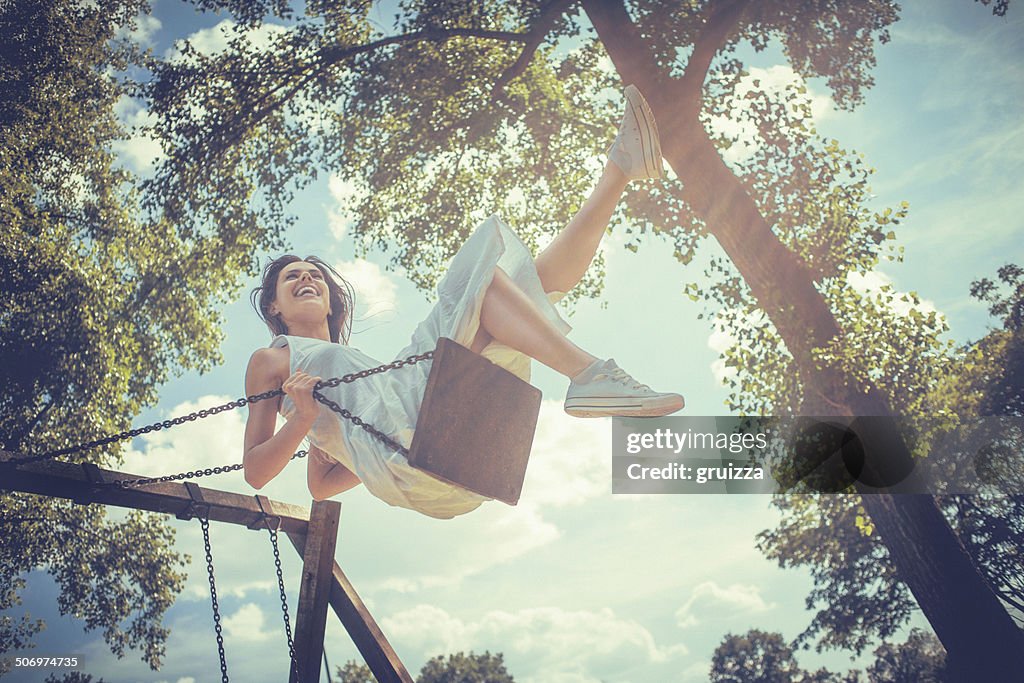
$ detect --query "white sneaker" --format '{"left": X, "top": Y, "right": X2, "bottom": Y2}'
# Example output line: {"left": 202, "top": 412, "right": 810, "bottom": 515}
{"left": 607, "top": 84, "right": 665, "bottom": 181}
{"left": 564, "top": 358, "right": 684, "bottom": 418}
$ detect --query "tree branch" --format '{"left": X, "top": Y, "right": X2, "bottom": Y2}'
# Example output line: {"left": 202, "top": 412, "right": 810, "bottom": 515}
{"left": 171, "top": 25, "right": 537, "bottom": 173}
{"left": 319, "top": 26, "right": 531, "bottom": 67}
{"left": 6, "top": 390, "right": 63, "bottom": 453}
{"left": 490, "top": 0, "right": 580, "bottom": 100}
{"left": 677, "top": 0, "right": 752, "bottom": 115}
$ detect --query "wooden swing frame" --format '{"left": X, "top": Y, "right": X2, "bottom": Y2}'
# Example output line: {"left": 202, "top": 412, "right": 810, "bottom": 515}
{"left": 0, "top": 451, "right": 413, "bottom": 683}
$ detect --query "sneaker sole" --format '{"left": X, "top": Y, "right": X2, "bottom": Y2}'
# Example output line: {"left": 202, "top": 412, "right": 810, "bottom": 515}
{"left": 624, "top": 85, "right": 664, "bottom": 180}
{"left": 564, "top": 394, "right": 684, "bottom": 418}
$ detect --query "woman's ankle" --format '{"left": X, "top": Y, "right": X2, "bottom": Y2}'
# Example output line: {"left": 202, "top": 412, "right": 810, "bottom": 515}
{"left": 565, "top": 355, "right": 602, "bottom": 381}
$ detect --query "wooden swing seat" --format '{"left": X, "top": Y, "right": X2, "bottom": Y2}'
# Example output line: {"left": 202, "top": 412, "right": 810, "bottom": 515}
{"left": 408, "top": 337, "right": 541, "bottom": 505}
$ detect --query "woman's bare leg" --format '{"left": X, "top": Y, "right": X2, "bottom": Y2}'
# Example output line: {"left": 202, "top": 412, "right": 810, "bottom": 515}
{"left": 469, "top": 160, "right": 628, "bottom": 366}
{"left": 474, "top": 267, "right": 598, "bottom": 378}
{"left": 533, "top": 160, "right": 629, "bottom": 295}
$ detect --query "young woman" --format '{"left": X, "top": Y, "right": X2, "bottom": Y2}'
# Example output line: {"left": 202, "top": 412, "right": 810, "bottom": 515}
{"left": 243, "top": 85, "right": 684, "bottom": 518}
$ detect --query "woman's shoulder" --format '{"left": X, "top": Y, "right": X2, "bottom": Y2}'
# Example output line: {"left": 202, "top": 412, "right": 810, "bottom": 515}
{"left": 245, "top": 344, "right": 289, "bottom": 388}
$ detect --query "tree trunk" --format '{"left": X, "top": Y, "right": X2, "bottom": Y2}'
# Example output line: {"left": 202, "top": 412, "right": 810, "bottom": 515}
{"left": 583, "top": 0, "right": 1024, "bottom": 675}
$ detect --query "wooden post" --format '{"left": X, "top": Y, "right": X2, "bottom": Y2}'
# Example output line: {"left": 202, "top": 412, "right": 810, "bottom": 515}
{"left": 286, "top": 534, "right": 414, "bottom": 683}
{"left": 289, "top": 500, "right": 340, "bottom": 683}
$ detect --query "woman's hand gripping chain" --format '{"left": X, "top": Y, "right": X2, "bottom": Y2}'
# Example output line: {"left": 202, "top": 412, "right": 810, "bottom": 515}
{"left": 281, "top": 370, "right": 322, "bottom": 422}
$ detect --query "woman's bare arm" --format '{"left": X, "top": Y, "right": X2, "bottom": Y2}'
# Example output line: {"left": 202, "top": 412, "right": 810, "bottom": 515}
{"left": 306, "top": 445, "right": 361, "bottom": 501}
{"left": 243, "top": 348, "right": 319, "bottom": 490}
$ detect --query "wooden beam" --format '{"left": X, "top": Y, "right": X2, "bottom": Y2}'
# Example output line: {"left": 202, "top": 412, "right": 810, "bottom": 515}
{"left": 0, "top": 451, "right": 310, "bottom": 533}
{"left": 1, "top": 451, "right": 413, "bottom": 680}
{"left": 290, "top": 500, "right": 341, "bottom": 683}
{"left": 286, "top": 533, "right": 414, "bottom": 683}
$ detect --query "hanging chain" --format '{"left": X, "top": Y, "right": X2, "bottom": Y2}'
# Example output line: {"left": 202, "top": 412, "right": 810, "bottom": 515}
{"left": 7, "top": 388, "right": 283, "bottom": 467}
{"left": 312, "top": 350, "right": 434, "bottom": 457}
{"left": 108, "top": 451, "right": 308, "bottom": 489}
{"left": 5, "top": 351, "right": 434, "bottom": 473}
{"left": 199, "top": 513, "right": 230, "bottom": 683}
{"left": 313, "top": 392, "right": 409, "bottom": 456}
{"left": 264, "top": 518, "right": 300, "bottom": 681}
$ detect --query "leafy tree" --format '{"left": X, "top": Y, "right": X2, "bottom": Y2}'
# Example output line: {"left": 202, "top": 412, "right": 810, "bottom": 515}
{"left": 866, "top": 628, "right": 947, "bottom": 683}
{"left": 140, "top": 0, "right": 1022, "bottom": 676}
{"left": 966, "top": 264, "right": 1024, "bottom": 418}
{"left": 756, "top": 264, "right": 1024, "bottom": 662}
{"left": 709, "top": 629, "right": 857, "bottom": 682}
{"left": 949, "top": 264, "right": 1024, "bottom": 624}
{"left": 709, "top": 627, "right": 951, "bottom": 682}
{"left": 417, "top": 651, "right": 515, "bottom": 683}
{"left": 336, "top": 659, "right": 376, "bottom": 682}
{"left": 336, "top": 651, "right": 514, "bottom": 683}
{"left": 710, "top": 629, "right": 805, "bottom": 682}
{"left": 43, "top": 673, "right": 107, "bottom": 683}
{"left": 0, "top": 0, "right": 275, "bottom": 672}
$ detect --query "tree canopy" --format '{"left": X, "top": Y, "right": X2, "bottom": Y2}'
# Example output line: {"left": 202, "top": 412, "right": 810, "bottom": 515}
{"left": 0, "top": 0, "right": 269, "bottom": 671}
{"left": 708, "top": 627, "right": 949, "bottom": 682}
{"left": 337, "top": 650, "right": 515, "bottom": 683}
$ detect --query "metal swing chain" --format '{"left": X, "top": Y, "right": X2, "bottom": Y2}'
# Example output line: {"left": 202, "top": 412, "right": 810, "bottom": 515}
{"left": 312, "top": 350, "right": 434, "bottom": 457}
{"left": 109, "top": 451, "right": 308, "bottom": 489}
{"left": 198, "top": 512, "right": 230, "bottom": 683}
{"left": 8, "top": 387, "right": 283, "bottom": 467}
{"left": 262, "top": 518, "right": 300, "bottom": 681}
{"left": 6, "top": 351, "right": 435, "bottom": 480}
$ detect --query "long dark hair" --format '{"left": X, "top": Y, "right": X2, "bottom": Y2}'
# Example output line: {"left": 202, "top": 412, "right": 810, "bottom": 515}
{"left": 250, "top": 255, "right": 355, "bottom": 343}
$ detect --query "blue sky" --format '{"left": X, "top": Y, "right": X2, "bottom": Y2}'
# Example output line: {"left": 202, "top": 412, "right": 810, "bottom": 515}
{"left": 6, "top": 1, "right": 1023, "bottom": 682}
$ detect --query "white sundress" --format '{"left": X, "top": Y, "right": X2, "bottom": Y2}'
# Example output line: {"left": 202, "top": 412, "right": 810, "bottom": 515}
{"left": 272, "top": 214, "right": 572, "bottom": 519}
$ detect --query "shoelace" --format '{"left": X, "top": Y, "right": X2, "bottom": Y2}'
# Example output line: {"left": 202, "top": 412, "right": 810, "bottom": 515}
{"left": 595, "top": 367, "right": 651, "bottom": 391}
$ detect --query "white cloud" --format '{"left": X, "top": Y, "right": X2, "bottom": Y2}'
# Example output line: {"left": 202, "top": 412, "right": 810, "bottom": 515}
{"left": 111, "top": 95, "right": 165, "bottom": 172}
{"left": 707, "top": 315, "right": 739, "bottom": 386}
{"left": 364, "top": 400, "right": 611, "bottom": 594}
{"left": 327, "top": 173, "right": 368, "bottom": 240}
{"left": 675, "top": 580, "right": 775, "bottom": 629}
{"left": 708, "top": 65, "right": 833, "bottom": 165}
{"left": 519, "top": 400, "right": 610, "bottom": 508}
{"left": 167, "top": 19, "right": 289, "bottom": 61}
{"left": 680, "top": 660, "right": 713, "bottom": 681}
{"left": 890, "top": 21, "right": 963, "bottom": 49}
{"left": 114, "top": 12, "right": 162, "bottom": 46}
{"left": 222, "top": 603, "right": 276, "bottom": 643}
{"left": 382, "top": 604, "right": 688, "bottom": 683}
{"left": 120, "top": 394, "right": 247, "bottom": 480}
{"left": 847, "top": 269, "right": 939, "bottom": 318}
{"left": 333, "top": 258, "right": 400, "bottom": 323}
{"left": 365, "top": 502, "right": 559, "bottom": 594}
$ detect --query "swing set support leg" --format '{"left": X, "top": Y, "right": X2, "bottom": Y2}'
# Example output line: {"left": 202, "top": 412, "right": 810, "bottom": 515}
{"left": 286, "top": 501, "right": 413, "bottom": 683}
{"left": 287, "top": 500, "right": 340, "bottom": 683}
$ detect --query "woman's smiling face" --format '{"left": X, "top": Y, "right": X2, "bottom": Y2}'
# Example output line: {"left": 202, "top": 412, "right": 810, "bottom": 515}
{"left": 270, "top": 261, "right": 332, "bottom": 327}
{"left": 251, "top": 253, "right": 354, "bottom": 343}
